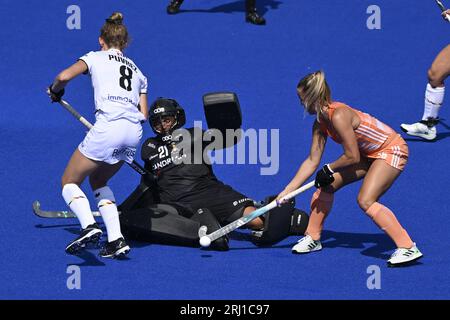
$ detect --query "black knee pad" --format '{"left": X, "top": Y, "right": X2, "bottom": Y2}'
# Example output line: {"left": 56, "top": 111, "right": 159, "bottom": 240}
{"left": 251, "top": 195, "right": 305, "bottom": 246}
{"left": 290, "top": 208, "right": 309, "bottom": 236}
{"left": 191, "top": 208, "right": 229, "bottom": 251}
{"left": 120, "top": 204, "right": 200, "bottom": 246}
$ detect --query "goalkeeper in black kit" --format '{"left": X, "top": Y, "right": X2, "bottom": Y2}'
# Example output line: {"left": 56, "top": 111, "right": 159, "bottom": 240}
{"left": 118, "top": 94, "right": 308, "bottom": 250}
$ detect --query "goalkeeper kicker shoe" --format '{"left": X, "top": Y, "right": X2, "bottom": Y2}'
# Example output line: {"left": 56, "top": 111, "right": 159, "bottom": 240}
{"left": 65, "top": 223, "right": 103, "bottom": 255}
{"left": 292, "top": 235, "right": 322, "bottom": 254}
{"left": 387, "top": 243, "right": 423, "bottom": 267}
{"left": 167, "top": 0, "right": 184, "bottom": 14}
{"left": 99, "top": 237, "right": 130, "bottom": 258}
{"left": 400, "top": 118, "right": 438, "bottom": 141}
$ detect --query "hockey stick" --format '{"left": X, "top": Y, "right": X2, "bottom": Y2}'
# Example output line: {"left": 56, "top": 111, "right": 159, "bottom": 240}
{"left": 435, "top": 0, "right": 450, "bottom": 21}
{"left": 33, "top": 200, "right": 102, "bottom": 218}
{"left": 58, "top": 99, "right": 153, "bottom": 178}
{"left": 198, "top": 181, "right": 315, "bottom": 247}
{"left": 33, "top": 198, "right": 263, "bottom": 219}
{"left": 33, "top": 181, "right": 150, "bottom": 218}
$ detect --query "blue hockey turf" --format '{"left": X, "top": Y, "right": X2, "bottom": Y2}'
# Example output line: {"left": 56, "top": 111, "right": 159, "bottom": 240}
{"left": 0, "top": 0, "right": 449, "bottom": 300}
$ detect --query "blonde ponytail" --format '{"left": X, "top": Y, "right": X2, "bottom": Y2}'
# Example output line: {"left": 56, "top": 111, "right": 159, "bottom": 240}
{"left": 297, "top": 70, "right": 332, "bottom": 121}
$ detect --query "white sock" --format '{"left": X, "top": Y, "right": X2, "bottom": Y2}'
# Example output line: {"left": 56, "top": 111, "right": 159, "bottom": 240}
{"left": 422, "top": 83, "right": 444, "bottom": 121}
{"left": 94, "top": 186, "right": 122, "bottom": 242}
{"left": 62, "top": 184, "right": 96, "bottom": 229}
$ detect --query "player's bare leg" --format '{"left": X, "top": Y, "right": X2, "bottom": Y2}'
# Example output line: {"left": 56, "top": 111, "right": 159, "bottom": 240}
{"left": 292, "top": 159, "right": 370, "bottom": 253}
{"left": 358, "top": 159, "right": 422, "bottom": 266}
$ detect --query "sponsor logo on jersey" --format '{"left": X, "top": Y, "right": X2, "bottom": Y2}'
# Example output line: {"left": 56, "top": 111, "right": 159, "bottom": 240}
{"left": 107, "top": 94, "right": 138, "bottom": 106}
{"left": 112, "top": 147, "right": 136, "bottom": 159}
{"left": 162, "top": 135, "right": 172, "bottom": 142}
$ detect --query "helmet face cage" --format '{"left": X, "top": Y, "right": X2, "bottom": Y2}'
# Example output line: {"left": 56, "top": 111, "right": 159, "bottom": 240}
{"left": 149, "top": 98, "right": 186, "bottom": 135}
{"left": 150, "top": 113, "right": 178, "bottom": 134}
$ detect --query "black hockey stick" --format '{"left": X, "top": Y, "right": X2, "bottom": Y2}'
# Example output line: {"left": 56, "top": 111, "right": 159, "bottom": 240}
{"left": 58, "top": 99, "right": 154, "bottom": 178}
{"left": 435, "top": 0, "right": 450, "bottom": 21}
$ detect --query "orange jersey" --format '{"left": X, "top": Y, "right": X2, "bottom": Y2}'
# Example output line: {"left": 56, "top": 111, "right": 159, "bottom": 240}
{"left": 319, "top": 102, "right": 396, "bottom": 156}
{"left": 319, "top": 102, "right": 408, "bottom": 170}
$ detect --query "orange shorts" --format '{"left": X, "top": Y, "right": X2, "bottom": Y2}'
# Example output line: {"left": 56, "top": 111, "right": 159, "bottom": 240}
{"left": 367, "top": 134, "right": 409, "bottom": 171}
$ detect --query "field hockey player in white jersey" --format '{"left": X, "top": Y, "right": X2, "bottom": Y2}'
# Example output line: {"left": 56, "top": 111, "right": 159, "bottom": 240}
{"left": 47, "top": 12, "right": 149, "bottom": 259}
{"left": 400, "top": 9, "right": 450, "bottom": 140}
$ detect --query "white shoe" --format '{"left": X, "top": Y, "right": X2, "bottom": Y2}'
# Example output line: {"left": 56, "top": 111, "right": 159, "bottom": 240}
{"left": 400, "top": 121, "right": 437, "bottom": 140}
{"left": 387, "top": 243, "right": 423, "bottom": 266}
{"left": 292, "top": 235, "right": 322, "bottom": 254}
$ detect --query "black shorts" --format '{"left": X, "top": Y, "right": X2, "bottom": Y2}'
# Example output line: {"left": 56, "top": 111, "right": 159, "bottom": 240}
{"left": 173, "top": 184, "right": 254, "bottom": 224}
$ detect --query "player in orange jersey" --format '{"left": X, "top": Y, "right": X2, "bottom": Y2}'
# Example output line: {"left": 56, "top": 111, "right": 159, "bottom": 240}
{"left": 277, "top": 71, "right": 423, "bottom": 267}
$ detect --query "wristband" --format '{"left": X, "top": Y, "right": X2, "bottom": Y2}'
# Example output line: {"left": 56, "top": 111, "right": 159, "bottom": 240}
{"left": 324, "top": 164, "right": 334, "bottom": 175}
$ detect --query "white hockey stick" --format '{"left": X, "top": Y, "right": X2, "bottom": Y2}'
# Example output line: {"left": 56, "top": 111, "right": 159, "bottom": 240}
{"left": 198, "top": 181, "right": 315, "bottom": 247}
{"left": 435, "top": 0, "right": 450, "bottom": 21}
{"left": 33, "top": 200, "right": 103, "bottom": 218}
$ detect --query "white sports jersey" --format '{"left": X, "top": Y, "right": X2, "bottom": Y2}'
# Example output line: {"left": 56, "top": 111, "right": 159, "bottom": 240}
{"left": 79, "top": 48, "right": 147, "bottom": 122}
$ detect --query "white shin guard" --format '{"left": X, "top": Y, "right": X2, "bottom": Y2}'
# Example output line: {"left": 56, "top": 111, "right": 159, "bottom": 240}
{"left": 62, "top": 183, "right": 96, "bottom": 229}
{"left": 423, "top": 83, "right": 444, "bottom": 121}
{"left": 94, "top": 186, "right": 122, "bottom": 242}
